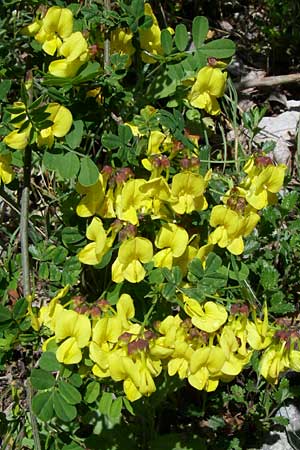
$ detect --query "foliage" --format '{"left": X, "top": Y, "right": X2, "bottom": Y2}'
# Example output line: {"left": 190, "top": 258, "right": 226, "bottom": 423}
{"left": 0, "top": 1, "right": 299, "bottom": 450}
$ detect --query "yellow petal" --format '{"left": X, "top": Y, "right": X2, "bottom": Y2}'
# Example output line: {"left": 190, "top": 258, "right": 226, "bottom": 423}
{"left": 59, "top": 32, "right": 88, "bottom": 62}
{"left": 46, "top": 103, "right": 73, "bottom": 137}
{"left": 48, "top": 58, "right": 85, "bottom": 78}
{"left": 191, "top": 301, "right": 228, "bottom": 333}
{"left": 4, "top": 129, "right": 30, "bottom": 150}
{"left": 56, "top": 337, "right": 82, "bottom": 364}
{"left": 43, "top": 6, "right": 73, "bottom": 39}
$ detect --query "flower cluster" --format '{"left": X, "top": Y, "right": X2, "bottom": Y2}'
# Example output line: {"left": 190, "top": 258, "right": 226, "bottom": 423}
{"left": 77, "top": 136, "right": 211, "bottom": 282}
{"left": 208, "top": 155, "right": 287, "bottom": 255}
{"left": 24, "top": 6, "right": 89, "bottom": 77}
{"left": 37, "top": 288, "right": 300, "bottom": 402}
{"left": 77, "top": 133, "right": 286, "bottom": 282}
{"left": 3, "top": 101, "right": 72, "bottom": 151}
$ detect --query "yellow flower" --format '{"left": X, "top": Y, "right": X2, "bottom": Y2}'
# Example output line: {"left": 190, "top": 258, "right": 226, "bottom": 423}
{"left": 110, "top": 350, "right": 161, "bottom": 401}
{"left": 139, "top": 3, "right": 163, "bottom": 64}
{"left": 77, "top": 217, "right": 116, "bottom": 265}
{"left": 112, "top": 237, "right": 153, "bottom": 283}
{"left": 0, "top": 154, "right": 14, "bottom": 184}
{"left": 188, "top": 66, "right": 227, "bottom": 115}
{"left": 170, "top": 171, "right": 208, "bottom": 214}
{"left": 208, "top": 205, "right": 260, "bottom": 255}
{"left": 76, "top": 175, "right": 106, "bottom": 218}
{"left": 259, "top": 342, "right": 287, "bottom": 384}
{"left": 37, "top": 103, "right": 73, "bottom": 147}
{"left": 49, "top": 32, "right": 89, "bottom": 78}
{"left": 90, "top": 295, "right": 140, "bottom": 378}
{"left": 55, "top": 309, "right": 91, "bottom": 364}
{"left": 3, "top": 129, "right": 31, "bottom": 151}
{"left": 4, "top": 101, "right": 72, "bottom": 150}
{"left": 219, "top": 326, "right": 251, "bottom": 378}
{"left": 147, "top": 130, "right": 172, "bottom": 155}
{"left": 246, "top": 303, "right": 274, "bottom": 350}
{"left": 139, "top": 176, "right": 171, "bottom": 218}
{"left": 115, "top": 178, "right": 152, "bottom": 225}
{"left": 244, "top": 164, "right": 286, "bottom": 210}
{"left": 35, "top": 6, "right": 73, "bottom": 56}
{"left": 153, "top": 223, "right": 189, "bottom": 269}
{"left": 38, "top": 285, "right": 70, "bottom": 331}
{"left": 188, "top": 346, "right": 225, "bottom": 391}
{"left": 184, "top": 297, "right": 228, "bottom": 333}
{"left": 3, "top": 102, "right": 31, "bottom": 151}
{"left": 110, "top": 28, "right": 135, "bottom": 66}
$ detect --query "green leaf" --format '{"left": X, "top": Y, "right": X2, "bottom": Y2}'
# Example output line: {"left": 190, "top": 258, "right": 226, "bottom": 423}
{"left": 53, "top": 391, "right": 77, "bottom": 422}
{"left": 39, "top": 351, "right": 61, "bottom": 372}
{"left": 49, "top": 264, "right": 61, "bottom": 282}
{"left": 162, "top": 282, "right": 176, "bottom": 301}
{"left": 272, "top": 416, "right": 289, "bottom": 427}
{"left": 106, "top": 282, "right": 123, "bottom": 305}
{"left": 32, "top": 391, "right": 54, "bottom": 421}
{"left": 0, "top": 305, "right": 12, "bottom": 323}
{"left": 98, "top": 391, "right": 113, "bottom": 415}
{"left": 10, "top": 113, "right": 27, "bottom": 125}
{"left": 207, "top": 415, "right": 225, "bottom": 430}
{"left": 174, "top": 24, "right": 189, "bottom": 52}
{"left": 84, "top": 381, "right": 100, "bottom": 403}
{"left": 62, "top": 227, "right": 84, "bottom": 246}
{"left": 118, "top": 124, "right": 133, "bottom": 144}
{"left": 192, "top": 16, "right": 209, "bottom": 48}
{"left": 123, "top": 397, "right": 135, "bottom": 415}
{"left": 131, "top": 0, "right": 145, "bottom": 19}
{"left": 73, "top": 61, "right": 101, "bottom": 83}
{"left": 58, "top": 380, "right": 82, "bottom": 405}
{"left": 69, "top": 373, "right": 82, "bottom": 387}
{"left": 0, "top": 79, "right": 11, "bottom": 100}
{"left": 78, "top": 157, "right": 99, "bottom": 187}
{"left": 59, "top": 153, "right": 80, "bottom": 179}
{"left": 198, "top": 39, "right": 236, "bottom": 58}
{"left": 12, "top": 298, "right": 28, "bottom": 320}
{"left": 281, "top": 191, "right": 299, "bottom": 211}
{"left": 101, "top": 132, "right": 121, "bottom": 150}
{"left": 31, "top": 369, "right": 55, "bottom": 390}
{"left": 43, "top": 148, "right": 64, "bottom": 171}
{"left": 261, "top": 265, "right": 279, "bottom": 290}
{"left": 150, "top": 433, "right": 206, "bottom": 450}
{"left": 65, "top": 120, "right": 84, "bottom": 149}
{"left": 110, "top": 397, "right": 123, "bottom": 419}
{"left": 270, "top": 292, "right": 295, "bottom": 314}
{"left": 161, "top": 29, "right": 173, "bottom": 55}
{"left": 51, "top": 247, "right": 68, "bottom": 265}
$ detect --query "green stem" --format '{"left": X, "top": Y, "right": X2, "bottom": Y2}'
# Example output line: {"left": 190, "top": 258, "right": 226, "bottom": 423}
{"left": 26, "top": 381, "right": 42, "bottom": 450}
{"left": 104, "top": 0, "right": 111, "bottom": 71}
{"left": 20, "top": 145, "right": 32, "bottom": 297}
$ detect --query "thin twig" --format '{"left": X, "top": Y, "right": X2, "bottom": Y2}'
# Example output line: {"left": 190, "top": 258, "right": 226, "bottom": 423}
{"left": 104, "top": 0, "right": 111, "bottom": 71}
{"left": 235, "top": 73, "right": 300, "bottom": 91}
{"left": 26, "top": 381, "right": 42, "bottom": 450}
{"left": 20, "top": 145, "right": 32, "bottom": 297}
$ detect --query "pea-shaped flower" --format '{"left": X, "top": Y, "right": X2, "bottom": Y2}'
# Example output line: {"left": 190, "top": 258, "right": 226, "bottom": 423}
{"left": 37, "top": 103, "right": 73, "bottom": 147}
{"left": 55, "top": 309, "right": 91, "bottom": 364}
{"left": 184, "top": 297, "right": 228, "bottom": 333}
{"left": 35, "top": 6, "right": 73, "bottom": 56}
{"left": 170, "top": 171, "right": 207, "bottom": 214}
{"left": 153, "top": 223, "right": 189, "bottom": 269}
{"left": 112, "top": 237, "right": 153, "bottom": 283}
{"left": 188, "top": 66, "right": 227, "bottom": 115}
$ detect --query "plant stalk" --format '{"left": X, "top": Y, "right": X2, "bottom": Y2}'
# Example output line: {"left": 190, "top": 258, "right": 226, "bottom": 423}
{"left": 104, "top": 0, "right": 111, "bottom": 71}
{"left": 20, "top": 145, "right": 32, "bottom": 297}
